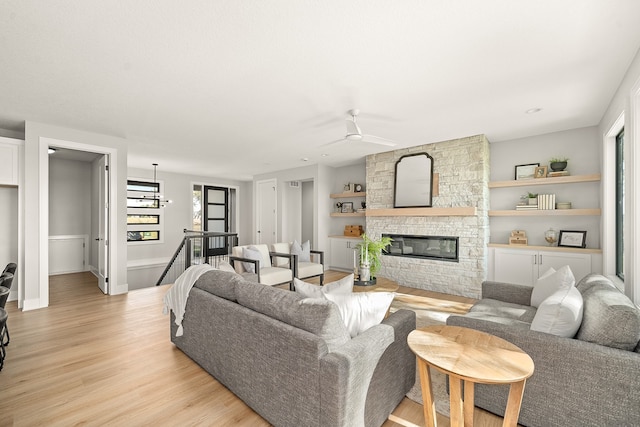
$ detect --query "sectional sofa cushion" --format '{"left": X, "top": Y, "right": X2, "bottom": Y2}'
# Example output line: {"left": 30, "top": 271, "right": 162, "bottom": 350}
{"left": 468, "top": 298, "right": 537, "bottom": 323}
{"left": 236, "top": 280, "right": 350, "bottom": 352}
{"left": 575, "top": 277, "right": 640, "bottom": 351}
{"left": 194, "top": 269, "right": 244, "bottom": 302}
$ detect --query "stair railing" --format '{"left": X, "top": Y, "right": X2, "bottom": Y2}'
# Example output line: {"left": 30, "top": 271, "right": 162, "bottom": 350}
{"left": 155, "top": 229, "right": 238, "bottom": 286}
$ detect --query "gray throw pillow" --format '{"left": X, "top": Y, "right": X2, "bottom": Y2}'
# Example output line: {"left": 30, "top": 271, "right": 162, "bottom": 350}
{"left": 292, "top": 240, "right": 311, "bottom": 262}
{"left": 242, "top": 247, "right": 262, "bottom": 273}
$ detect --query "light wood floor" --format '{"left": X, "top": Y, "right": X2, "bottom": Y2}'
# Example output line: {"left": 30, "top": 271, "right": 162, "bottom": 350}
{"left": 0, "top": 271, "right": 507, "bottom": 427}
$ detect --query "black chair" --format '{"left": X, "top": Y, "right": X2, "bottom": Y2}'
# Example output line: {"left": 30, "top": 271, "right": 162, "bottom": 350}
{"left": 0, "top": 274, "right": 12, "bottom": 346}
{"left": 0, "top": 289, "right": 8, "bottom": 370}
{"left": 2, "top": 262, "right": 16, "bottom": 276}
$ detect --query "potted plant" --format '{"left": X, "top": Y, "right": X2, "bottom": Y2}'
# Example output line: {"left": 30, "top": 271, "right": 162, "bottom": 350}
{"left": 549, "top": 157, "right": 568, "bottom": 172}
{"left": 527, "top": 192, "right": 538, "bottom": 205}
{"left": 356, "top": 233, "right": 393, "bottom": 279}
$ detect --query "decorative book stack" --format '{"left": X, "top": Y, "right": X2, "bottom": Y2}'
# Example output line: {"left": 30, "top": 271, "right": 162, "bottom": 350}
{"left": 516, "top": 203, "right": 538, "bottom": 210}
{"left": 549, "top": 170, "right": 570, "bottom": 177}
{"left": 515, "top": 194, "right": 556, "bottom": 210}
{"left": 537, "top": 194, "right": 556, "bottom": 210}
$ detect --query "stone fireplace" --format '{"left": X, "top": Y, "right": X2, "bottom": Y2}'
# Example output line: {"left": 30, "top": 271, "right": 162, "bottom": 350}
{"left": 365, "top": 135, "right": 490, "bottom": 298}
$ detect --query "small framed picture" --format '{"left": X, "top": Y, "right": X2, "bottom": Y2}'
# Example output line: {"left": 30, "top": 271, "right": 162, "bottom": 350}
{"left": 534, "top": 166, "right": 548, "bottom": 179}
{"left": 558, "top": 230, "right": 587, "bottom": 248}
{"left": 515, "top": 163, "right": 540, "bottom": 180}
{"left": 343, "top": 183, "right": 353, "bottom": 192}
{"left": 341, "top": 202, "right": 354, "bottom": 213}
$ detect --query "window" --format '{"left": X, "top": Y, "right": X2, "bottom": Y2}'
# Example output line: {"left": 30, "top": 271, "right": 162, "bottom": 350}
{"left": 127, "top": 178, "right": 165, "bottom": 244}
{"left": 615, "top": 129, "right": 625, "bottom": 280}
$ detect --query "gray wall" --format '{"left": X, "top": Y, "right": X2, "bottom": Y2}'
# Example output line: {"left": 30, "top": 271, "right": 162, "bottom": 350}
{"left": 490, "top": 126, "right": 601, "bottom": 248}
{"left": 49, "top": 158, "right": 92, "bottom": 236}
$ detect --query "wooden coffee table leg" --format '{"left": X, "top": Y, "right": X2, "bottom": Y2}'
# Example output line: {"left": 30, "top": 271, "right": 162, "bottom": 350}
{"left": 417, "top": 358, "right": 437, "bottom": 427}
{"left": 463, "top": 380, "right": 475, "bottom": 426}
{"left": 449, "top": 376, "right": 464, "bottom": 427}
{"left": 502, "top": 379, "right": 527, "bottom": 427}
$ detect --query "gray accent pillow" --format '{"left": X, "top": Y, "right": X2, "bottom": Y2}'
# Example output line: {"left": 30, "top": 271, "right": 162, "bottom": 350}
{"left": 242, "top": 246, "right": 262, "bottom": 273}
{"left": 291, "top": 240, "right": 311, "bottom": 262}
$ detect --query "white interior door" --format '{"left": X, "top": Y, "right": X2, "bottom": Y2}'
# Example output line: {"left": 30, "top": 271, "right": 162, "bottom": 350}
{"left": 97, "top": 155, "right": 109, "bottom": 294}
{"left": 256, "top": 179, "right": 277, "bottom": 245}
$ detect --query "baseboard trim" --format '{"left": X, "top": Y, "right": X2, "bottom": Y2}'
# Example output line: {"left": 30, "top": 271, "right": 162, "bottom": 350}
{"left": 127, "top": 257, "right": 171, "bottom": 271}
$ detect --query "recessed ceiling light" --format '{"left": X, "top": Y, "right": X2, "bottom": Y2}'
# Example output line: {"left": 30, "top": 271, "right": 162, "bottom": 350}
{"left": 525, "top": 108, "right": 542, "bottom": 114}
{"left": 48, "top": 148, "right": 57, "bottom": 154}
{"left": 301, "top": 157, "right": 309, "bottom": 162}
{"left": 321, "top": 154, "right": 329, "bottom": 157}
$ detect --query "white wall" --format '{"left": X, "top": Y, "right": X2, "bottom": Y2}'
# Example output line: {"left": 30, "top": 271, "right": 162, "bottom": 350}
{"left": 0, "top": 187, "right": 18, "bottom": 274}
{"left": 301, "top": 181, "right": 314, "bottom": 245}
{"left": 24, "top": 121, "right": 129, "bottom": 309}
{"left": 254, "top": 164, "right": 319, "bottom": 247}
{"left": 598, "top": 47, "right": 640, "bottom": 303}
{"left": 490, "top": 127, "right": 601, "bottom": 248}
{"left": 126, "top": 167, "right": 251, "bottom": 289}
{"left": 282, "top": 183, "right": 302, "bottom": 243}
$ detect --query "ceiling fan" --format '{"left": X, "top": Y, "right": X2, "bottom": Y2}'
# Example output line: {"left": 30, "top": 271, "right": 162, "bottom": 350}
{"left": 324, "top": 109, "right": 398, "bottom": 147}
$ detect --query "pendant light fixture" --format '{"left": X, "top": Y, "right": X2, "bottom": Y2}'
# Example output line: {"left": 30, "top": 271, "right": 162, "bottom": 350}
{"left": 144, "top": 163, "right": 172, "bottom": 207}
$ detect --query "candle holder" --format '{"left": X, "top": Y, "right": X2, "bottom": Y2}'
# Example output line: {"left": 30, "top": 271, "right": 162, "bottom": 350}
{"left": 354, "top": 262, "right": 377, "bottom": 286}
{"left": 359, "top": 262, "right": 371, "bottom": 282}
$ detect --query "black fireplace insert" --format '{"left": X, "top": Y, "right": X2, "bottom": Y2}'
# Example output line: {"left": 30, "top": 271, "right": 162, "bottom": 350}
{"left": 382, "top": 233, "right": 459, "bottom": 262}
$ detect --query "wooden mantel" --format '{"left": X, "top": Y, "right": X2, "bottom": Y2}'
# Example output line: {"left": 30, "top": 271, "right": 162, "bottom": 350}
{"left": 365, "top": 207, "right": 477, "bottom": 217}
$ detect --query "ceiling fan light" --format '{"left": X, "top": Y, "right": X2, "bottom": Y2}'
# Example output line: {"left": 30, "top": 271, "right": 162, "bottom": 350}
{"left": 346, "top": 133, "right": 363, "bottom": 141}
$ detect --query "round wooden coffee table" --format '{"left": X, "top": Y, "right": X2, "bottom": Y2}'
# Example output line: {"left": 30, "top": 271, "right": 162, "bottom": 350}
{"left": 353, "top": 276, "right": 399, "bottom": 293}
{"left": 408, "top": 325, "right": 534, "bottom": 427}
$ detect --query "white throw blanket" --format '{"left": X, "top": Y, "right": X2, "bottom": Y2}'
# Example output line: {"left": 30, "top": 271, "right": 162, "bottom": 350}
{"left": 163, "top": 264, "right": 216, "bottom": 336}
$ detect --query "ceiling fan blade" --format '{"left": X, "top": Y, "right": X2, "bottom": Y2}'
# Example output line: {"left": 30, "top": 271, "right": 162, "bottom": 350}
{"left": 362, "top": 134, "right": 398, "bottom": 147}
{"left": 345, "top": 118, "right": 361, "bottom": 136}
{"left": 321, "top": 137, "right": 348, "bottom": 147}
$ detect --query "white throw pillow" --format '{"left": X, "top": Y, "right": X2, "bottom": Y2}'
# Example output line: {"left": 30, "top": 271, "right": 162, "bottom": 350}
{"left": 530, "top": 286, "right": 584, "bottom": 337}
{"left": 217, "top": 261, "right": 237, "bottom": 273}
{"left": 530, "top": 265, "right": 576, "bottom": 308}
{"left": 242, "top": 247, "right": 262, "bottom": 274}
{"left": 294, "top": 274, "right": 354, "bottom": 299}
{"left": 291, "top": 240, "right": 311, "bottom": 262}
{"left": 324, "top": 292, "right": 395, "bottom": 337}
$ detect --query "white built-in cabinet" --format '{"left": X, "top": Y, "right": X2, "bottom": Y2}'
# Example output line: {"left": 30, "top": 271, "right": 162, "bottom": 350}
{"left": 329, "top": 236, "right": 361, "bottom": 271}
{"left": 0, "top": 139, "right": 20, "bottom": 186}
{"left": 491, "top": 246, "right": 594, "bottom": 286}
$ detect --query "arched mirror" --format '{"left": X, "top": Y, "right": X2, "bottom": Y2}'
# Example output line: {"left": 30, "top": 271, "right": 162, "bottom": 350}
{"left": 394, "top": 152, "right": 434, "bottom": 208}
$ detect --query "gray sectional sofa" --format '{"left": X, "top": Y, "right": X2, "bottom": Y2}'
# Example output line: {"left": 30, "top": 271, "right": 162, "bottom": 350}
{"left": 170, "top": 270, "right": 416, "bottom": 427}
{"left": 447, "top": 273, "right": 640, "bottom": 427}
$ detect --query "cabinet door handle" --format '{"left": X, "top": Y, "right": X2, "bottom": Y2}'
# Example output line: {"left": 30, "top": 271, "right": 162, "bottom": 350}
{"left": 539, "top": 254, "right": 542, "bottom": 264}
{"left": 533, "top": 254, "right": 537, "bottom": 265}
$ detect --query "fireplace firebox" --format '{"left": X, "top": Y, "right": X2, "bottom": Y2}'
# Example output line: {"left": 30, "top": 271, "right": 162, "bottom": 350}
{"left": 382, "top": 234, "right": 459, "bottom": 262}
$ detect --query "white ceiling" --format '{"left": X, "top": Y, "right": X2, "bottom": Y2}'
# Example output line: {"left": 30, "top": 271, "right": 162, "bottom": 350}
{"left": 1, "top": 1, "right": 640, "bottom": 180}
